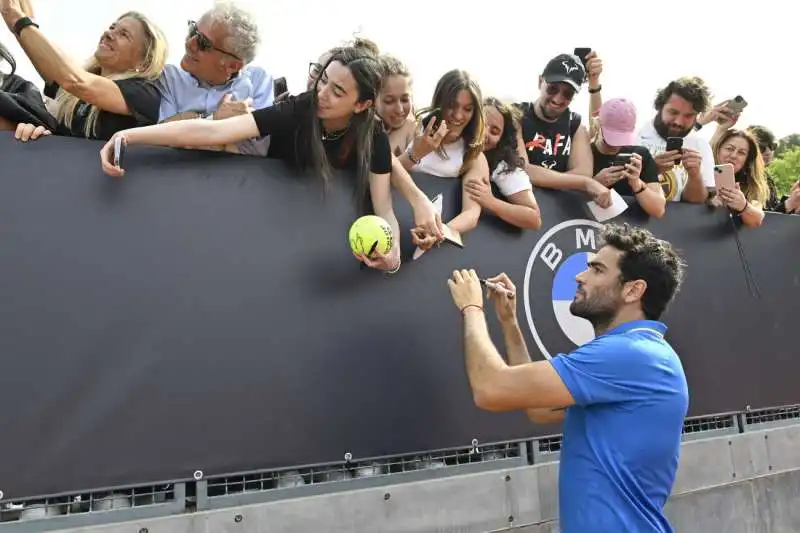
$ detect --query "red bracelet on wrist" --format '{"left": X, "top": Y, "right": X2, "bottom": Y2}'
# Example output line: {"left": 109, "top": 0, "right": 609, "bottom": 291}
{"left": 460, "top": 304, "right": 483, "bottom": 315}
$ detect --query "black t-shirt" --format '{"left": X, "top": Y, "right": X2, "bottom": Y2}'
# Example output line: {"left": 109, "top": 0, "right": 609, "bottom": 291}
{"left": 44, "top": 78, "right": 160, "bottom": 141}
{"left": 252, "top": 91, "right": 392, "bottom": 175}
{"left": 514, "top": 102, "right": 581, "bottom": 173}
{"left": 591, "top": 144, "right": 660, "bottom": 196}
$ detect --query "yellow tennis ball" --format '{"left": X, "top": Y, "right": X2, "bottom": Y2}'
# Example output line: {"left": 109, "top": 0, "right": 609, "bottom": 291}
{"left": 349, "top": 215, "right": 393, "bottom": 257}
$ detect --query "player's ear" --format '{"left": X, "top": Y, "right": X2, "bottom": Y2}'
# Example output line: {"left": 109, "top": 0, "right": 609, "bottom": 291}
{"left": 623, "top": 279, "right": 647, "bottom": 304}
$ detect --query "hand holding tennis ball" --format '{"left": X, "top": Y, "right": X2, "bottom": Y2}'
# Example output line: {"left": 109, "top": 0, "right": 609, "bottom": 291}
{"left": 349, "top": 215, "right": 400, "bottom": 272}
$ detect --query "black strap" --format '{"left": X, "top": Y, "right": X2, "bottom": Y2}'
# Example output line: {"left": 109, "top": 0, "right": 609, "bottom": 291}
{"left": 13, "top": 17, "right": 39, "bottom": 38}
{"left": 728, "top": 213, "right": 761, "bottom": 299}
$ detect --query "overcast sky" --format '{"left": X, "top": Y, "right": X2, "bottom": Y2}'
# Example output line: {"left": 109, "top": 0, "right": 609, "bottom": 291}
{"left": 3, "top": 0, "right": 797, "bottom": 139}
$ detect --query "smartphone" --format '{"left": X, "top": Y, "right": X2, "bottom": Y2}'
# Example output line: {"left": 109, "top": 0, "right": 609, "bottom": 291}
{"left": 613, "top": 153, "right": 633, "bottom": 167}
{"left": 113, "top": 136, "right": 125, "bottom": 168}
{"left": 726, "top": 95, "right": 748, "bottom": 114}
{"left": 273, "top": 76, "right": 288, "bottom": 98}
{"left": 713, "top": 163, "right": 736, "bottom": 191}
{"left": 422, "top": 108, "right": 443, "bottom": 132}
{"left": 574, "top": 47, "right": 591, "bottom": 63}
{"left": 666, "top": 137, "right": 683, "bottom": 165}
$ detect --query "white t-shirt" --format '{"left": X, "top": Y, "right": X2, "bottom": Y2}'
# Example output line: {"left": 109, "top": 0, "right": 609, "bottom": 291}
{"left": 635, "top": 120, "right": 715, "bottom": 202}
{"left": 411, "top": 136, "right": 532, "bottom": 197}
{"left": 412, "top": 137, "right": 465, "bottom": 178}
{"left": 492, "top": 161, "right": 532, "bottom": 197}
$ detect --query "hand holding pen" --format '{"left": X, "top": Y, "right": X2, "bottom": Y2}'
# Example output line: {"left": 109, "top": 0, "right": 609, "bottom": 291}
{"left": 481, "top": 277, "right": 515, "bottom": 298}
{"left": 482, "top": 273, "right": 518, "bottom": 323}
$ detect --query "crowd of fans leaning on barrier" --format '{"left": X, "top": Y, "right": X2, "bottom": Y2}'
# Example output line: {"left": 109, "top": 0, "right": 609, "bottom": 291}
{"left": 1, "top": 0, "right": 798, "bottom": 273}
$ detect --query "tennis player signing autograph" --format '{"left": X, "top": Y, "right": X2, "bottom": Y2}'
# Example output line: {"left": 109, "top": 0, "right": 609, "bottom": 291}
{"left": 447, "top": 223, "right": 689, "bottom": 533}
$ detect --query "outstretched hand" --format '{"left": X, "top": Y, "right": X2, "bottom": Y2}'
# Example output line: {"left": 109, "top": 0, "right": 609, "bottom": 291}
{"left": 447, "top": 269, "right": 483, "bottom": 313}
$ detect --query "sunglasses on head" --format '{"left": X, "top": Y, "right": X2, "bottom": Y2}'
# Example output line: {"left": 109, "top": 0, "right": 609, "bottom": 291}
{"left": 309, "top": 62, "right": 323, "bottom": 78}
{"left": 545, "top": 83, "right": 576, "bottom": 100}
{"left": 187, "top": 21, "right": 241, "bottom": 60}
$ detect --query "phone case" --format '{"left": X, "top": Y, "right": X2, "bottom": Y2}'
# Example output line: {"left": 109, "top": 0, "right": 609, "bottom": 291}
{"left": 713, "top": 164, "right": 736, "bottom": 191}
{"left": 113, "top": 137, "right": 125, "bottom": 167}
{"left": 726, "top": 97, "right": 748, "bottom": 113}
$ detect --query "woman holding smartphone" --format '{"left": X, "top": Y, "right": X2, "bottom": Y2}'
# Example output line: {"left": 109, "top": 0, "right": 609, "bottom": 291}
{"left": 712, "top": 129, "right": 768, "bottom": 228}
{"left": 101, "top": 46, "right": 404, "bottom": 272}
{"left": 395, "top": 69, "right": 490, "bottom": 243}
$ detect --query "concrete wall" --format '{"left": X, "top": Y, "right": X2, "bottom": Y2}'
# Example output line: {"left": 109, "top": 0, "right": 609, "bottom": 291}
{"left": 24, "top": 423, "right": 799, "bottom": 533}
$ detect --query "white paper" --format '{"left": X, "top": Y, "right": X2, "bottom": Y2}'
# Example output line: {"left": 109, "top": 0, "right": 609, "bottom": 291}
{"left": 587, "top": 189, "right": 629, "bottom": 222}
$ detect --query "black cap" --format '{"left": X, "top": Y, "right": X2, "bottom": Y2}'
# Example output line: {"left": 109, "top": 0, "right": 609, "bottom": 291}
{"left": 541, "top": 53, "right": 586, "bottom": 91}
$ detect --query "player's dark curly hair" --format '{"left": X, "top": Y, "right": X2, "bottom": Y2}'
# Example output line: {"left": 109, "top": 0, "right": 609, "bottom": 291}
{"left": 653, "top": 76, "right": 711, "bottom": 114}
{"left": 600, "top": 223, "right": 687, "bottom": 320}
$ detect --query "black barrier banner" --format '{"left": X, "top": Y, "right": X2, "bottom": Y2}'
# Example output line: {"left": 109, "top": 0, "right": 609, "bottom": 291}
{"left": 0, "top": 134, "right": 797, "bottom": 499}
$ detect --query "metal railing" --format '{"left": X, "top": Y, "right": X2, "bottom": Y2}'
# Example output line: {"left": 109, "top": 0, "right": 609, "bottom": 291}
{"left": 1, "top": 404, "right": 798, "bottom": 532}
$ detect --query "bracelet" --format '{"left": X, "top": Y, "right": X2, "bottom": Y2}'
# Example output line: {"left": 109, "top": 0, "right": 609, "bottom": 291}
{"left": 588, "top": 85, "right": 602, "bottom": 94}
{"left": 405, "top": 144, "right": 421, "bottom": 165}
{"left": 460, "top": 304, "right": 483, "bottom": 315}
{"left": 384, "top": 256, "right": 401, "bottom": 275}
{"left": 735, "top": 202, "right": 748, "bottom": 215}
{"left": 633, "top": 181, "right": 647, "bottom": 194}
{"left": 13, "top": 16, "right": 39, "bottom": 38}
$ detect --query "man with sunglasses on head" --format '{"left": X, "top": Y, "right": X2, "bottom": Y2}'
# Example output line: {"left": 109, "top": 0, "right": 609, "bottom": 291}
{"left": 513, "top": 53, "right": 612, "bottom": 208}
{"left": 747, "top": 125, "right": 800, "bottom": 214}
{"left": 156, "top": 3, "right": 274, "bottom": 155}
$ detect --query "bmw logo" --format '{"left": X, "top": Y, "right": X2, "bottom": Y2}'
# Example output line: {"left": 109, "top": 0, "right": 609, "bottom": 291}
{"left": 523, "top": 219, "right": 604, "bottom": 360}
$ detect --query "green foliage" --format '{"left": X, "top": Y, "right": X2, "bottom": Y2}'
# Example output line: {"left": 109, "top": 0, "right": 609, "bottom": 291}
{"left": 775, "top": 134, "right": 800, "bottom": 159}
{"left": 769, "top": 147, "right": 800, "bottom": 196}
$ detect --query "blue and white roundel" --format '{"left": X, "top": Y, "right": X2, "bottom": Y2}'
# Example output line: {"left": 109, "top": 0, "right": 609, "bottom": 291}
{"left": 551, "top": 252, "right": 595, "bottom": 347}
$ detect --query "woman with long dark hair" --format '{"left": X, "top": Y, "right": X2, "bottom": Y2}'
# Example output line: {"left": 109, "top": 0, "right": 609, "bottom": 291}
{"left": 469, "top": 97, "right": 541, "bottom": 229}
{"left": 395, "top": 69, "right": 490, "bottom": 240}
{"left": 100, "top": 46, "right": 403, "bottom": 272}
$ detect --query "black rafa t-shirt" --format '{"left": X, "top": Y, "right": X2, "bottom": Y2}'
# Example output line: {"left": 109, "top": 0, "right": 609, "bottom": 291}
{"left": 44, "top": 77, "right": 161, "bottom": 141}
{"left": 514, "top": 102, "right": 581, "bottom": 173}
{"left": 252, "top": 91, "right": 392, "bottom": 175}
{"left": 591, "top": 144, "right": 660, "bottom": 196}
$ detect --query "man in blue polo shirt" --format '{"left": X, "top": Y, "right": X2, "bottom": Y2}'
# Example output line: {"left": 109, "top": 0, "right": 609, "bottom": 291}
{"left": 447, "top": 223, "right": 689, "bottom": 533}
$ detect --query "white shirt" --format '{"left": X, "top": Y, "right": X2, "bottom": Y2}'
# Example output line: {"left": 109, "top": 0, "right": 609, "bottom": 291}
{"left": 635, "top": 120, "right": 715, "bottom": 202}
{"left": 412, "top": 137, "right": 465, "bottom": 178}
{"left": 492, "top": 161, "right": 532, "bottom": 197}
{"left": 412, "top": 135, "right": 532, "bottom": 199}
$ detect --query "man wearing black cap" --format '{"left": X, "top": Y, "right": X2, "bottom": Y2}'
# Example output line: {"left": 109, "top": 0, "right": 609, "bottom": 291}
{"left": 514, "top": 53, "right": 611, "bottom": 207}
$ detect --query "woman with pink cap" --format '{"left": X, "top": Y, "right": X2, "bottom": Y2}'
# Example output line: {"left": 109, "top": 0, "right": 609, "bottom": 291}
{"left": 591, "top": 98, "right": 666, "bottom": 218}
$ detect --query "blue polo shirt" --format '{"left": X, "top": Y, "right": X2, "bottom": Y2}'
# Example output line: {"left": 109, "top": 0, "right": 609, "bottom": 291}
{"left": 156, "top": 64, "right": 274, "bottom": 155}
{"left": 550, "top": 320, "right": 689, "bottom": 533}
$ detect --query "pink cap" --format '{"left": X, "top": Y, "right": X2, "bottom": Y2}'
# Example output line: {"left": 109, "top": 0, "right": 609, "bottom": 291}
{"left": 599, "top": 98, "right": 637, "bottom": 147}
